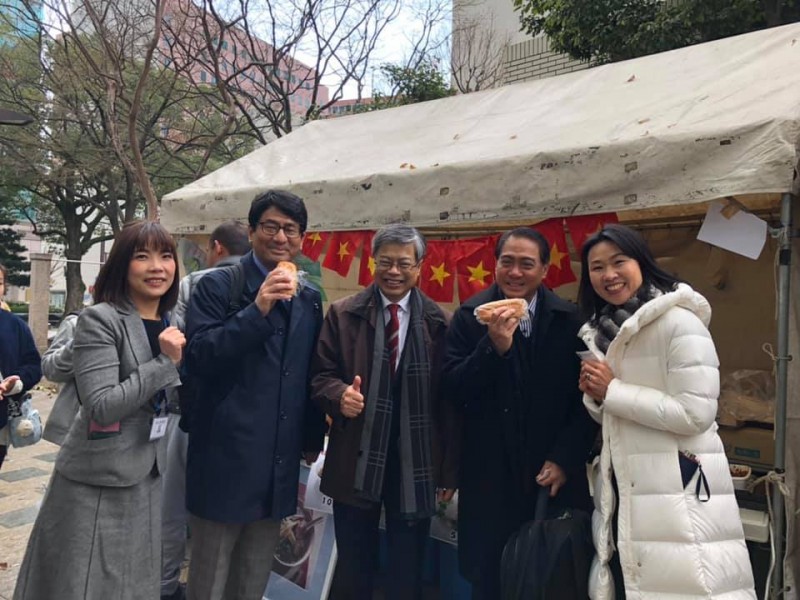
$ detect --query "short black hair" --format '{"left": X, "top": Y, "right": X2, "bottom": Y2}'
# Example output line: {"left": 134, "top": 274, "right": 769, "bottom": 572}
{"left": 93, "top": 221, "right": 180, "bottom": 314}
{"left": 495, "top": 227, "right": 551, "bottom": 264}
{"left": 578, "top": 223, "right": 682, "bottom": 319}
{"left": 210, "top": 220, "right": 250, "bottom": 256}
{"left": 248, "top": 190, "right": 308, "bottom": 233}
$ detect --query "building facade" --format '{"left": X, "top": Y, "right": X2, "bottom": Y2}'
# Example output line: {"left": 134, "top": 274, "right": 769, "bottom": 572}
{"left": 452, "top": 0, "right": 587, "bottom": 87}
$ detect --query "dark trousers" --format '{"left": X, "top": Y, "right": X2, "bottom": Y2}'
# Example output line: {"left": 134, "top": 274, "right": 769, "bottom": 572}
{"left": 331, "top": 500, "right": 430, "bottom": 600}
{"left": 330, "top": 441, "right": 430, "bottom": 600}
{"left": 0, "top": 444, "right": 6, "bottom": 470}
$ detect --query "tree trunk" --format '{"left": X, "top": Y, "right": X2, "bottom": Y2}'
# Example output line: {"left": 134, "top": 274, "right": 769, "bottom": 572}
{"left": 64, "top": 257, "right": 84, "bottom": 314}
{"left": 63, "top": 217, "right": 85, "bottom": 314}
{"left": 763, "top": 0, "right": 783, "bottom": 26}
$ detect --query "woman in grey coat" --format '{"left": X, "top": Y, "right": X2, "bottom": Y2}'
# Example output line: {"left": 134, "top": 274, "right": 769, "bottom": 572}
{"left": 14, "top": 221, "right": 186, "bottom": 600}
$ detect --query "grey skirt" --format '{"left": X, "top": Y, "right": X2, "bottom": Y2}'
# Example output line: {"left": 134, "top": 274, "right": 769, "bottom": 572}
{"left": 14, "top": 468, "right": 161, "bottom": 600}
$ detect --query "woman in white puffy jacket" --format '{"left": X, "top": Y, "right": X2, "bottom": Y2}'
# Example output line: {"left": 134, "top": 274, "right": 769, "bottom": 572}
{"left": 577, "top": 224, "right": 755, "bottom": 600}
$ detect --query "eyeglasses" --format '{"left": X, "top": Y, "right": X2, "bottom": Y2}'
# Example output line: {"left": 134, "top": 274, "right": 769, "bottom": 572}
{"left": 257, "top": 220, "right": 302, "bottom": 238}
{"left": 375, "top": 258, "right": 420, "bottom": 272}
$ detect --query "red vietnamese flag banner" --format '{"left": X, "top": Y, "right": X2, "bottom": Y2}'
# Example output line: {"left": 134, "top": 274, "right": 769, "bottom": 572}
{"left": 533, "top": 219, "right": 577, "bottom": 289}
{"left": 567, "top": 213, "right": 619, "bottom": 251}
{"left": 456, "top": 237, "right": 495, "bottom": 302}
{"left": 358, "top": 231, "right": 376, "bottom": 287}
{"left": 322, "top": 231, "right": 363, "bottom": 277}
{"left": 419, "top": 240, "right": 460, "bottom": 302}
{"left": 302, "top": 231, "right": 330, "bottom": 262}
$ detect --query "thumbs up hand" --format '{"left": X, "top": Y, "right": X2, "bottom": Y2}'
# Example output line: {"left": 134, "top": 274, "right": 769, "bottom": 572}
{"left": 341, "top": 375, "right": 365, "bottom": 418}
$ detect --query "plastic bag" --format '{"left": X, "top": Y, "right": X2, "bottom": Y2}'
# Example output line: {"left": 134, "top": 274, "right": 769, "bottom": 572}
{"left": 718, "top": 369, "right": 774, "bottom": 425}
{"left": 9, "top": 395, "right": 43, "bottom": 448}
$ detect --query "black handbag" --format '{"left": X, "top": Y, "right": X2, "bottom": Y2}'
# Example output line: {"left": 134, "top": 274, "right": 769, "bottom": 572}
{"left": 500, "top": 486, "right": 594, "bottom": 600}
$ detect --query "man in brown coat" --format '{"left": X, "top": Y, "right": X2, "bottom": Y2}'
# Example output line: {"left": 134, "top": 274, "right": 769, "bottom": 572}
{"left": 311, "top": 224, "right": 458, "bottom": 600}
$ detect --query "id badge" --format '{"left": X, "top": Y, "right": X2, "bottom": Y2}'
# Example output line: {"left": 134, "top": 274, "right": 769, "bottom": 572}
{"left": 149, "top": 416, "right": 169, "bottom": 441}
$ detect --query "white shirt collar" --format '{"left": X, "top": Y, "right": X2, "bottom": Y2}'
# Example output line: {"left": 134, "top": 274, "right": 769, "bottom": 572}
{"left": 379, "top": 290, "right": 411, "bottom": 313}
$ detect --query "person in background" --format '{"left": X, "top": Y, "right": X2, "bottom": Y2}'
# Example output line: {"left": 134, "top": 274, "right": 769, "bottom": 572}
{"left": 0, "top": 262, "right": 42, "bottom": 470}
{"left": 311, "top": 224, "right": 458, "bottom": 600}
{"left": 577, "top": 224, "right": 754, "bottom": 599}
{"left": 14, "top": 221, "right": 185, "bottom": 600}
{"left": 443, "top": 227, "right": 596, "bottom": 599}
{"left": 184, "top": 191, "right": 325, "bottom": 600}
{"left": 160, "top": 220, "right": 250, "bottom": 600}
{"left": 41, "top": 311, "right": 81, "bottom": 446}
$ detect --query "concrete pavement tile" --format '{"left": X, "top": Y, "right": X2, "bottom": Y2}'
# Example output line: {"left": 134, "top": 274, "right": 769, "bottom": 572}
{"left": 0, "top": 506, "right": 39, "bottom": 529}
{"left": 0, "top": 522, "right": 34, "bottom": 595}
{"left": 0, "top": 468, "right": 48, "bottom": 483}
{"left": 0, "top": 389, "right": 55, "bottom": 599}
{"left": 33, "top": 452, "right": 58, "bottom": 463}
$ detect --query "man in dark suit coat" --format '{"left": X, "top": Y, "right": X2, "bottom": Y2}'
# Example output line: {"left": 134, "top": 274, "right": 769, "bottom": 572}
{"left": 443, "top": 227, "right": 597, "bottom": 599}
{"left": 184, "top": 191, "right": 325, "bottom": 600}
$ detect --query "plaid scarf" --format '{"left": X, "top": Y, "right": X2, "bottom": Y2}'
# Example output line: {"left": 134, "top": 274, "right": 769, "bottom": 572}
{"left": 594, "top": 285, "right": 661, "bottom": 353}
{"left": 353, "top": 288, "right": 436, "bottom": 519}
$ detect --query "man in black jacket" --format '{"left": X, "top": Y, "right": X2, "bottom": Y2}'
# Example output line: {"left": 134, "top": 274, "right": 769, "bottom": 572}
{"left": 443, "top": 227, "right": 597, "bottom": 599}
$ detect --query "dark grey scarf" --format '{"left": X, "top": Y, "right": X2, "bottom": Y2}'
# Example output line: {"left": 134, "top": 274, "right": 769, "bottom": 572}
{"left": 594, "top": 286, "right": 661, "bottom": 354}
{"left": 353, "top": 288, "right": 436, "bottom": 519}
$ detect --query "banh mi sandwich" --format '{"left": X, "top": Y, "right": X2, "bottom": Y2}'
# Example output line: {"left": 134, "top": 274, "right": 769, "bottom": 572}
{"left": 473, "top": 298, "right": 528, "bottom": 325}
{"left": 276, "top": 261, "right": 299, "bottom": 295}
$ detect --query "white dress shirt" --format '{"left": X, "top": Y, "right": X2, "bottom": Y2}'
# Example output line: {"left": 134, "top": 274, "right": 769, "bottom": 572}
{"left": 518, "top": 292, "right": 538, "bottom": 338}
{"left": 379, "top": 290, "right": 411, "bottom": 371}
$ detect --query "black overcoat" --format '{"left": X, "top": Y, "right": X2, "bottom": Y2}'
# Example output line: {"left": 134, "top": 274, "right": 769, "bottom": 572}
{"left": 442, "top": 284, "right": 597, "bottom": 583}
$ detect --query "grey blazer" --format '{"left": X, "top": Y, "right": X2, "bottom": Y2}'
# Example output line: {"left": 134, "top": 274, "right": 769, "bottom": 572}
{"left": 41, "top": 314, "right": 79, "bottom": 446}
{"left": 56, "top": 302, "right": 181, "bottom": 487}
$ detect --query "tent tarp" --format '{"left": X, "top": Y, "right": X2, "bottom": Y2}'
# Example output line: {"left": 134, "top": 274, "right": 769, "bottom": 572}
{"left": 162, "top": 23, "right": 800, "bottom": 234}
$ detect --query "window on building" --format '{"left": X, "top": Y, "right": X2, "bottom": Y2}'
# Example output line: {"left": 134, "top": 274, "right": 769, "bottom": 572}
{"left": 201, "top": 71, "right": 207, "bottom": 82}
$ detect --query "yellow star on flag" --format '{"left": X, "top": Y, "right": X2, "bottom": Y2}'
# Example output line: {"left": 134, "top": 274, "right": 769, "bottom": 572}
{"left": 429, "top": 262, "right": 451, "bottom": 287}
{"left": 308, "top": 232, "right": 323, "bottom": 246}
{"left": 549, "top": 242, "right": 567, "bottom": 271}
{"left": 467, "top": 261, "right": 491, "bottom": 286}
{"left": 368, "top": 256, "right": 376, "bottom": 276}
{"left": 337, "top": 242, "right": 350, "bottom": 261}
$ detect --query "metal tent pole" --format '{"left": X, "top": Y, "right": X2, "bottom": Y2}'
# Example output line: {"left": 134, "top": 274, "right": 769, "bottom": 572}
{"left": 772, "top": 192, "right": 794, "bottom": 598}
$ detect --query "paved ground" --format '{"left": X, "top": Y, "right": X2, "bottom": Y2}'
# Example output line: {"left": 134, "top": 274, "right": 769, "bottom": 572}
{"left": 0, "top": 388, "right": 445, "bottom": 600}
{"left": 0, "top": 386, "right": 58, "bottom": 600}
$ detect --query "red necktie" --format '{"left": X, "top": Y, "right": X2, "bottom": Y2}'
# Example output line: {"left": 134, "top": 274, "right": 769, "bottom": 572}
{"left": 386, "top": 304, "right": 400, "bottom": 376}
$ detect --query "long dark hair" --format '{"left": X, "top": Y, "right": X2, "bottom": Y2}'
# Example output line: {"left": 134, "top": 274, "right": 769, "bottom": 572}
{"left": 578, "top": 224, "right": 682, "bottom": 320}
{"left": 93, "top": 221, "right": 180, "bottom": 314}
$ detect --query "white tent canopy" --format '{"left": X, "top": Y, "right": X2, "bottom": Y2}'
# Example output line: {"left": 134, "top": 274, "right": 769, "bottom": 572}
{"left": 162, "top": 23, "right": 800, "bottom": 234}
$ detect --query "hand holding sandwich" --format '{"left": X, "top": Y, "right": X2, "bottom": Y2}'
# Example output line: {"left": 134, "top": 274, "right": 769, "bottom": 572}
{"left": 487, "top": 305, "right": 523, "bottom": 356}
{"left": 255, "top": 261, "right": 298, "bottom": 316}
{"left": 474, "top": 298, "right": 527, "bottom": 356}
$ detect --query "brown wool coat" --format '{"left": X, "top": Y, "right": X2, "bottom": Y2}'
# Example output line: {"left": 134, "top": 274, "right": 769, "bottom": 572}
{"left": 310, "top": 285, "right": 459, "bottom": 506}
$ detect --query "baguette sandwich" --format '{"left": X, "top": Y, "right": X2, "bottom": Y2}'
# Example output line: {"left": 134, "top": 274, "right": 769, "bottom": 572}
{"left": 473, "top": 298, "right": 528, "bottom": 325}
{"left": 276, "top": 261, "right": 299, "bottom": 295}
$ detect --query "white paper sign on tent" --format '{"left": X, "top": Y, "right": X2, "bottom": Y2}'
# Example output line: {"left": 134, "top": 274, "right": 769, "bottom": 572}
{"left": 697, "top": 200, "right": 767, "bottom": 260}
